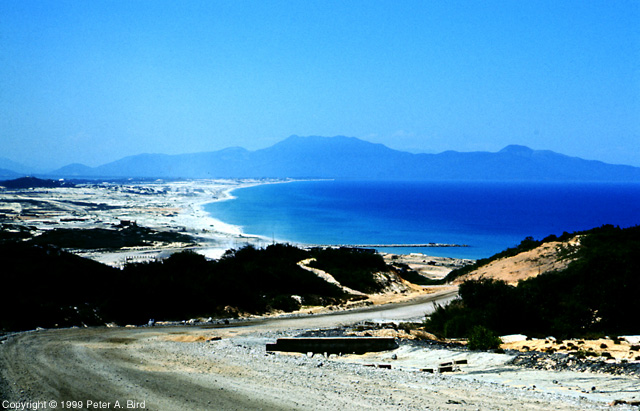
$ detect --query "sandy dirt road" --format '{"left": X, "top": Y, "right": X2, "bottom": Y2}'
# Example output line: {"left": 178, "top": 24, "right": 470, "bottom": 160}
{"left": 0, "top": 289, "right": 630, "bottom": 411}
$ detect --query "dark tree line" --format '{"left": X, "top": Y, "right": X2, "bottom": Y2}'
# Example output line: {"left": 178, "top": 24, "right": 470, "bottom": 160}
{"left": 1, "top": 243, "right": 391, "bottom": 332}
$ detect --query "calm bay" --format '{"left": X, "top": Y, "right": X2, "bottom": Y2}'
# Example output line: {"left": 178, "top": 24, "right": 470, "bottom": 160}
{"left": 204, "top": 180, "right": 640, "bottom": 259}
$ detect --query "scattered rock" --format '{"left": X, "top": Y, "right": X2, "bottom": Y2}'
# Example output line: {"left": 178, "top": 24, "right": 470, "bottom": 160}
{"left": 510, "top": 351, "right": 640, "bottom": 376}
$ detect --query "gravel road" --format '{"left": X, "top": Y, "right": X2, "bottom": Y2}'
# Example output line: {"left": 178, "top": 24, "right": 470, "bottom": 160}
{"left": 1, "top": 290, "right": 636, "bottom": 411}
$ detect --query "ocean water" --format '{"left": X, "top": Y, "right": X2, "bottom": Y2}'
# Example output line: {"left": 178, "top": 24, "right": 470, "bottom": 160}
{"left": 204, "top": 181, "right": 640, "bottom": 259}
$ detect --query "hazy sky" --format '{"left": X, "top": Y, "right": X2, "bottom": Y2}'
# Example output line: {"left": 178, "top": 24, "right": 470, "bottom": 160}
{"left": 1, "top": 1, "right": 638, "bottom": 169}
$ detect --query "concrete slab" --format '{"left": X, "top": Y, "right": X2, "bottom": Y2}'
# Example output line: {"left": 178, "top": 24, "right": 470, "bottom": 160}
{"left": 266, "top": 337, "right": 398, "bottom": 355}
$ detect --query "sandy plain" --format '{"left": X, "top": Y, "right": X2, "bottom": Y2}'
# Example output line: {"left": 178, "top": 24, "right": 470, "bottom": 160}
{"left": 0, "top": 179, "right": 280, "bottom": 265}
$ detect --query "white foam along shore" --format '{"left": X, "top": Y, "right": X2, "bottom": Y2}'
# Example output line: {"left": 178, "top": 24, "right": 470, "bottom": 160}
{"left": 193, "top": 178, "right": 297, "bottom": 232}
{"left": 187, "top": 178, "right": 310, "bottom": 252}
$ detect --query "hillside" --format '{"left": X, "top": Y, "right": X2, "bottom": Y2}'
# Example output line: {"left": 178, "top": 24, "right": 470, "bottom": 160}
{"left": 0, "top": 157, "right": 35, "bottom": 176}
{"left": 41, "top": 135, "right": 640, "bottom": 181}
{"left": 452, "top": 236, "right": 582, "bottom": 285}
{"left": 0, "top": 242, "right": 412, "bottom": 332}
{"left": 427, "top": 225, "right": 640, "bottom": 339}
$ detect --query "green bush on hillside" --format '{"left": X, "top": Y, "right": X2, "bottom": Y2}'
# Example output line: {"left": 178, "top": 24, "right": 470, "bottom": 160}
{"left": 467, "top": 325, "right": 502, "bottom": 351}
{"left": 425, "top": 225, "right": 640, "bottom": 339}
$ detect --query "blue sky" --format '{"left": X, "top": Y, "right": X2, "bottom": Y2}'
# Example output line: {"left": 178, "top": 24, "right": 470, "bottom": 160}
{"left": 1, "top": 1, "right": 638, "bottom": 169}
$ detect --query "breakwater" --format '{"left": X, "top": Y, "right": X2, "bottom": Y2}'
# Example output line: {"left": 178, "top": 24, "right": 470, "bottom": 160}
{"left": 312, "top": 243, "right": 469, "bottom": 248}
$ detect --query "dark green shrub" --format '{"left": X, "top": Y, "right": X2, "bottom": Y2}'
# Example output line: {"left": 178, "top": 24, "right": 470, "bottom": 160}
{"left": 268, "top": 295, "right": 302, "bottom": 312}
{"left": 444, "top": 316, "right": 472, "bottom": 338}
{"left": 423, "top": 300, "right": 470, "bottom": 338}
{"left": 467, "top": 325, "right": 502, "bottom": 351}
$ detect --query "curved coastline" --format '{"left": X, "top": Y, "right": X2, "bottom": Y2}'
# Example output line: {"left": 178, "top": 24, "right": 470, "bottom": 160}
{"left": 201, "top": 180, "right": 472, "bottom": 256}
{"left": 198, "top": 179, "right": 300, "bottom": 248}
{"left": 200, "top": 180, "right": 473, "bottom": 257}
{"left": 197, "top": 180, "right": 640, "bottom": 260}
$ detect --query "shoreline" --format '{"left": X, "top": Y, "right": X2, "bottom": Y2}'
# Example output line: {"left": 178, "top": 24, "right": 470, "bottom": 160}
{"left": 199, "top": 179, "right": 473, "bottom": 256}
{"left": 136, "top": 178, "right": 477, "bottom": 262}
{"left": 84, "top": 178, "right": 315, "bottom": 264}
{"left": 193, "top": 179, "right": 302, "bottom": 256}
{"left": 1, "top": 177, "right": 473, "bottom": 265}
{"left": 196, "top": 178, "right": 297, "bottom": 238}
{"left": 105, "top": 179, "right": 279, "bottom": 263}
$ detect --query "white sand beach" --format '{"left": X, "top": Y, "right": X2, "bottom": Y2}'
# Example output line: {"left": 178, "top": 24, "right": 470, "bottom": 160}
{"left": 85, "top": 179, "right": 282, "bottom": 265}
{"left": 1, "top": 178, "right": 282, "bottom": 265}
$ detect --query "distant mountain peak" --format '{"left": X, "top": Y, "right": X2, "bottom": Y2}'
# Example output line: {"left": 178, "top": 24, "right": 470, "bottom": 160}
{"left": 280, "top": 135, "right": 361, "bottom": 145}
{"left": 54, "top": 163, "right": 95, "bottom": 176}
{"left": 0, "top": 157, "right": 39, "bottom": 175}
{"left": 500, "top": 145, "right": 535, "bottom": 155}
{"left": 263, "top": 135, "right": 393, "bottom": 156}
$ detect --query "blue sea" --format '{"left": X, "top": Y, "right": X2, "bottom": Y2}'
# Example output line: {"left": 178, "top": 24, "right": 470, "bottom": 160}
{"left": 204, "top": 181, "right": 640, "bottom": 260}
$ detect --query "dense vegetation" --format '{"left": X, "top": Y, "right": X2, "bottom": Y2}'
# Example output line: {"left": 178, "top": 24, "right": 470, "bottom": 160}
{"left": 0, "top": 223, "right": 194, "bottom": 250}
{"left": 0, "top": 243, "right": 397, "bottom": 332}
{"left": 308, "top": 247, "right": 389, "bottom": 293}
{"left": 2, "top": 242, "right": 119, "bottom": 331}
{"left": 0, "top": 224, "right": 35, "bottom": 243}
{"left": 28, "top": 225, "right": 194, "bottom": 249}
{"left": 425, "top": 225, "right": 640, "bottom": 340}
{"left": 118, "top": 245, "right": 348, "bottom": 322}
{"left": 0, "top": 176, "right": 75, "bottom": 189}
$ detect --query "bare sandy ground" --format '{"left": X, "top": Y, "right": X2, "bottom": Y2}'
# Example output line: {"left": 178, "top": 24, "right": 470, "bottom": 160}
{"left": 453, "top": 237, "right": 581, "bottom": 285}
{"left": 384, "top": 253, "right": 473, "bottom": 280}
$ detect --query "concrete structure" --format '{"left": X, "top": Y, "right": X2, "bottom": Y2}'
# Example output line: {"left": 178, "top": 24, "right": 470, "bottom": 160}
{"left": 266, "top": 337, "right": 398, "bottom": 355}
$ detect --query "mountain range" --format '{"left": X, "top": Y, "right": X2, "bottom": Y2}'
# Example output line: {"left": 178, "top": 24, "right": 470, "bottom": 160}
{"left": 4, "top": 135, "right": 640, "bottom": 182}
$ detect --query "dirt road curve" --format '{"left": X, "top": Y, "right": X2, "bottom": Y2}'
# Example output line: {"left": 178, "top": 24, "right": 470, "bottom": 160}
{"left": 0, "top": 290, "right": 622, "bottom": 410}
